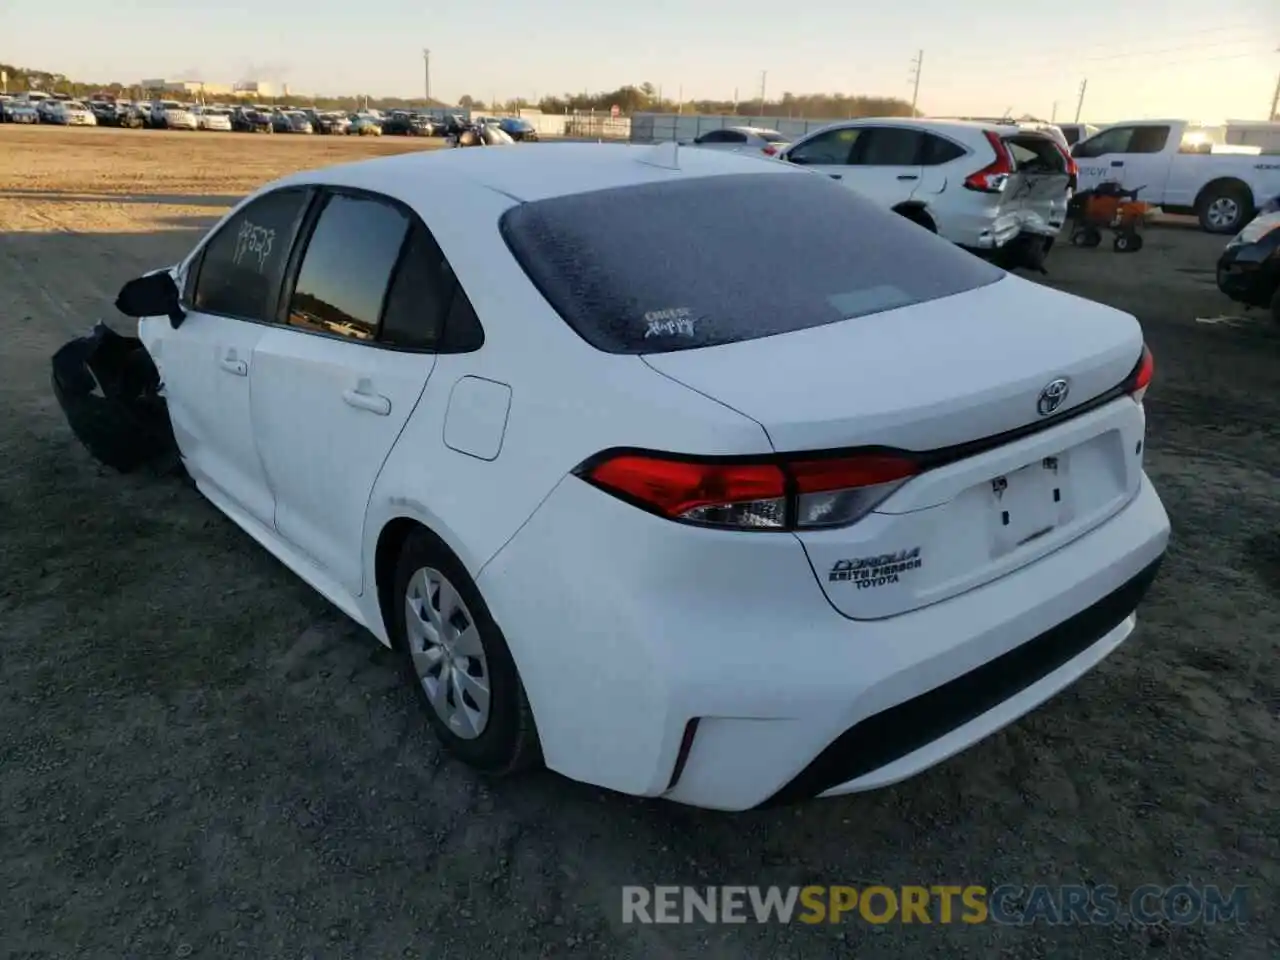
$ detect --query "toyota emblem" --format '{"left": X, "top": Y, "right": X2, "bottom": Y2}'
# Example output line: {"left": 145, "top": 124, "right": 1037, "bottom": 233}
{"left": 1037, "top": 378, "right": 1070, "bottom": 416}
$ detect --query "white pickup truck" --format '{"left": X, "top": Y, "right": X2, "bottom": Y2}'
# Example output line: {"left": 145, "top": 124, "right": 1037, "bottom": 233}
{"left": 1071, "top": 119, "right": 1280, "bottom": 234}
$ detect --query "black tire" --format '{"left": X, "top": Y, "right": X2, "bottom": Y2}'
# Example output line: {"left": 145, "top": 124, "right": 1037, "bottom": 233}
{"left": 1073, "top": 226, "right": 1102, "bottom": 248}
{"left": 1114, "top": 233, "right": 1140, "bottom": 253}
{"left": 1197, "top": 183, "right": 1253, "bottom": 235}
{"left": 391, "top": 527, "right": 542, "bottom": 775}
{"left": 895, "top": 207, "right": 936, "bottom": 232}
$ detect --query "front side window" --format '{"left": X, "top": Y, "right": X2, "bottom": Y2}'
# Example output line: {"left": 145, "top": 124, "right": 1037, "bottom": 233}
{"left": 287, "top": 193, "right": 410, "bottom": 341}
{"left": 190, "top": 188, "right": 312, "bottom": 322}
{"left": 787, "top": 127, "right": 860, "bottom": 165}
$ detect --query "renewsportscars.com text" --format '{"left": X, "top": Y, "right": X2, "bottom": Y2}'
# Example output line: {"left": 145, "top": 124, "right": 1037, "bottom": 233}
{"left": 621, "top": 884, "right": 1248, "bottom": 926}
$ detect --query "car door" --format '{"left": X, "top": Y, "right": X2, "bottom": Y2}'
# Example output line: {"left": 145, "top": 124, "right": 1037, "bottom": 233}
{"left": 249, "top": 189, "right": 457, "bottom": 597}
{"left": 782, "top": 126, "right": 863, "bottom": 186}
{"left": 160, "top": 186, "right": 315, "bottom": 528}
{"left": 1073, "top": 124, "right": 1172, "bottom": 200}
{"left": 844, "top": 126, "right": 927, "bottom": 205}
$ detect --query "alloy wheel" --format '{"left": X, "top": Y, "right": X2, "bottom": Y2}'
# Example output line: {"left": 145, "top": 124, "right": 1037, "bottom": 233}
{"left": 404, "top": 566, "right": 491, "bottom": 739}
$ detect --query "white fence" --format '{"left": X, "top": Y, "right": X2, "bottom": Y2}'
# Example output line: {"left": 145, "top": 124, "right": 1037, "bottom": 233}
{"left": 629, "top": 112, "right": 849, "bottom": 143}
{"left": 515, "top": 111, "right": 632, "bottom": 139}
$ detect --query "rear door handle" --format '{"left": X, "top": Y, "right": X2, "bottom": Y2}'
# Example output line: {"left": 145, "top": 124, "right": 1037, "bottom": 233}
{"left": 343, "top": 386, "right": 391, "bottom": 416}
{"left": 897, "top": 174, "right": 919, "bottom": 180}
{"left": 219, "top": 356, "right": 247, "bottom": 376}
{"left": 828, "top": 173, "right": 842, "bottom": 180}
{"left": 1111, "top": 160, "right": 1124, "bottom": 167}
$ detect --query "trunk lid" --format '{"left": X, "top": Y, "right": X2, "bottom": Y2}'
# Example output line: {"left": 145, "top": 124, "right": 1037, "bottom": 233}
{"left": 643, "top": 275, "right": 1147, "bottom": 619}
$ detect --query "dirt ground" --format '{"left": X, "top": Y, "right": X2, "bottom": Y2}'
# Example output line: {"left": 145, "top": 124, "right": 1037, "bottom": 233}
{"left": 0, "top": 125, "right": 1276, "bottom": 959}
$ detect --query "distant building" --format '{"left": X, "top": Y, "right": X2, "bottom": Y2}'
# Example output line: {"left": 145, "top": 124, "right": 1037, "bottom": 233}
{"left": 139, "top": 79, "right": 231, "bottom": 97}
{"left": 232, "top": 80, "right": 274, "bottom": 98}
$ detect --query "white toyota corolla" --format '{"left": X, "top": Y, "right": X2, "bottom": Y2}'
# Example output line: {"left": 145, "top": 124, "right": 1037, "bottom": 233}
{"left": 56, "top": 143, "right": 1169, "bottom": 811}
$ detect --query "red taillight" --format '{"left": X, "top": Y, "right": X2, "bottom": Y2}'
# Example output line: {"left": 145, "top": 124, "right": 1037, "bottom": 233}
{"left": 1129, "top": 344, "right": 1154, "bottom": 403}
{"left": 762, "top": 144, "right": 779, "bottom": 156}
{"left": 964, "top": 131, "right": 1015, "bottom": 194}
{"left": 579, "top": 451, "right": 920, "bottom": 530}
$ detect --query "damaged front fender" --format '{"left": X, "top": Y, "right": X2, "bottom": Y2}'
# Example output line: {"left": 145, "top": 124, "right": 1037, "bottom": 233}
{"left": 51, "top": 322, "right": 180, "bottom": 474}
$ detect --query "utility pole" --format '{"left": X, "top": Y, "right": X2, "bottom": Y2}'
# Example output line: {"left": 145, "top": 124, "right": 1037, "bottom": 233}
{"left": 758, "top": 70, "right": 767, "bottom": 117}
{"left": 1051, "top": 101, "right": 1058, "bottom": 122}
{"left": 908, "top": 50, "right": 923, "bottom": 115}
{"left": 1270, "top": 68, "right": 1279, "bottom": 121}
{"left": 1074, "top": 78, "right": 1088, "bottom": 123}
{"left": 422, "top": 49, "right": 431, "bottom": 104}
{"left": 677, "top": 85, "right": 683, "bottom": 114}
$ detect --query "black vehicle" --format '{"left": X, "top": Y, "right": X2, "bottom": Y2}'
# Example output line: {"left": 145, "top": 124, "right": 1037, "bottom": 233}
{"left": 271, "top": 110, "right": 313, "bottom": 133}
{"left": 1217, "top": 204, "right": 1280, "bottom": 323}
{"left": 232, "top": 107, "right": 273, "bottom": 133}
{"left": 382, "top": 111, "right": 435, "bottom": 136}
{"left": 439, "top": 113, "right": 469, "bottom": 136}
{"left": 498, "top": 116, "right": 538, "bottom": 141}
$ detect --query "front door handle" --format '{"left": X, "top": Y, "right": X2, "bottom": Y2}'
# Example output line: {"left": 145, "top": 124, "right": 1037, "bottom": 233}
{"left": 896, "top": 174, "right": 919, "bottom": 181}
{"left": 828, "top": 173, "right": 842, "bottom": 180}
{"left": 219, "top": 356, "right": 248, "bottom": 376}
{"left": 1111, "top": 160, "right": 1124, "bottom": 167}
{"left": 343, "top": 385, "right": 391, "bottom": 416}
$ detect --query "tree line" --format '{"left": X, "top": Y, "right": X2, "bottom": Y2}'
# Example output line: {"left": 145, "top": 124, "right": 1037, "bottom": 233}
{"left": 2, "top": 65, "right": 913, "bottom": 119}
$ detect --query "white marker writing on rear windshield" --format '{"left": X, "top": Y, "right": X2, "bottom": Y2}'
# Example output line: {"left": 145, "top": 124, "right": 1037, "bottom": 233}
{"left": 644, "top": 307, "right": 695, "bottom": 338}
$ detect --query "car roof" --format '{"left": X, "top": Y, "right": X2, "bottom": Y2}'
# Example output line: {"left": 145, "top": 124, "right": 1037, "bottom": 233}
{"left": 275, "top": 141, "right": 798, "bottom": 204}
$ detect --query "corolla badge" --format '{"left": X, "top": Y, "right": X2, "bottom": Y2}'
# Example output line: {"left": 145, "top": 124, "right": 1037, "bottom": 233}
{"left": 1037, "top": 378, "right": 1070, "bottom": 416}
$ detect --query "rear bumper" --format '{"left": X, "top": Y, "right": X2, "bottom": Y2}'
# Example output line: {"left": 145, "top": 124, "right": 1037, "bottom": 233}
{"left": 479, "top": 469, "right": 1169, "bottom": 811}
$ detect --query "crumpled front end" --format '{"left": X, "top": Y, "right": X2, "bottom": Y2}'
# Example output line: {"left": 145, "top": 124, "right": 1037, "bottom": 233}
{"left": 50, "top": 322, "right": 180, "bottom": 474}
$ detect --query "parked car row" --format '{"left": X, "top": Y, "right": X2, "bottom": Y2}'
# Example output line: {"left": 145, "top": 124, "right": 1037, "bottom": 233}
{"left": 1, "top": 94, "right": 543, "bottom": 144}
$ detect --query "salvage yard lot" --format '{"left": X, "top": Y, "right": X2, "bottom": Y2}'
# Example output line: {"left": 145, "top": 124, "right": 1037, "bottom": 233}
{"left": 1, "top": 125, "right": 1277, "bottom": 958}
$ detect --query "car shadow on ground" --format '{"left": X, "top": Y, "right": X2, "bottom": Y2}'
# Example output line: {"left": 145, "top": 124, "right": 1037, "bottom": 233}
{"left": 1, "top": 226, "right": 1277, "bottom": 959}
{"left": 0, "top": 188, "right": 243, "bottom": 208}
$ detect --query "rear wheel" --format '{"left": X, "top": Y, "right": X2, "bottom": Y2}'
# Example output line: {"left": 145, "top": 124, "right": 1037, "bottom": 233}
{"left": 1114, "top": 233, "right": 1142, "bottom": 253}
{"left": 1197, "top": 184, "right": 1252, "bottom": 234}
{"left": 1072, "top": 226, "right": 1102, "bottom": 248}
{"left": 391, "top": 528, "right": 541, "bottom": 774}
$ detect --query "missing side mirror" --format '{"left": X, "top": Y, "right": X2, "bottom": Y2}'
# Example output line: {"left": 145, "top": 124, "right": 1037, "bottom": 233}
{"left": 115, "top": 272, "right": 187, "bottom": 328}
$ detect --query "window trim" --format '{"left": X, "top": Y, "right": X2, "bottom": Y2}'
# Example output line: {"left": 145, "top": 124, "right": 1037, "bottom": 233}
{"left": 184, "top": 183, "right": 484, "bottom": 355}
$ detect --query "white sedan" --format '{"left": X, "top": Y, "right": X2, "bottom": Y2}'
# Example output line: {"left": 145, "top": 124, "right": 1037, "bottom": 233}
{"left": 58, "top": 143, "right": 1169, "bottom": 811}
{"left": 194, "top": 106, "right": 233, "bottom": 131}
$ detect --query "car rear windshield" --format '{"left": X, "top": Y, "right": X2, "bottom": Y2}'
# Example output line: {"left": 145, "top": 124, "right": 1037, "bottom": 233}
{"left": 499, "top": 172, "right": 1004, "bottom": 354}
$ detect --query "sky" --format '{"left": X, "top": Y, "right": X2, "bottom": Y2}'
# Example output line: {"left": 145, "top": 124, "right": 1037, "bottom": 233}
{"left": 3, "top": 0, "right": 1278, "bottom": 121}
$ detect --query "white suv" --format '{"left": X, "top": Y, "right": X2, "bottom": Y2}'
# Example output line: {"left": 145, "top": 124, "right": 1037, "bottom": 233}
{"left": 778, "top": 118, "right": 1075, "bottom": 268}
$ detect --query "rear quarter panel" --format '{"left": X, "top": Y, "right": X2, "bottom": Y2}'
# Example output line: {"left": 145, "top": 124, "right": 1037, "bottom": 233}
{"left": 355, "top": 173, "right": 773, "bottom": 591}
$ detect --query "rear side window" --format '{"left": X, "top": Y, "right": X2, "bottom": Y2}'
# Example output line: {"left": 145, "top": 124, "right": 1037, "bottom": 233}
{"left": 191, "top": 187, "right": 312, "bottom": 322}
{"left": 500, "top": 172, "right": 1004, "bottom": 355}
{"left": 921, "top": 133, "right": 966, "bottom": 165}
{"left": 381, "top": 224, "right": 453, "bottom": 349}
{"left": 853, "top": 128, "right": 924, "bottom": 166}
{"left": 287, "top": 193, "right": 409, "bottom": 341}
